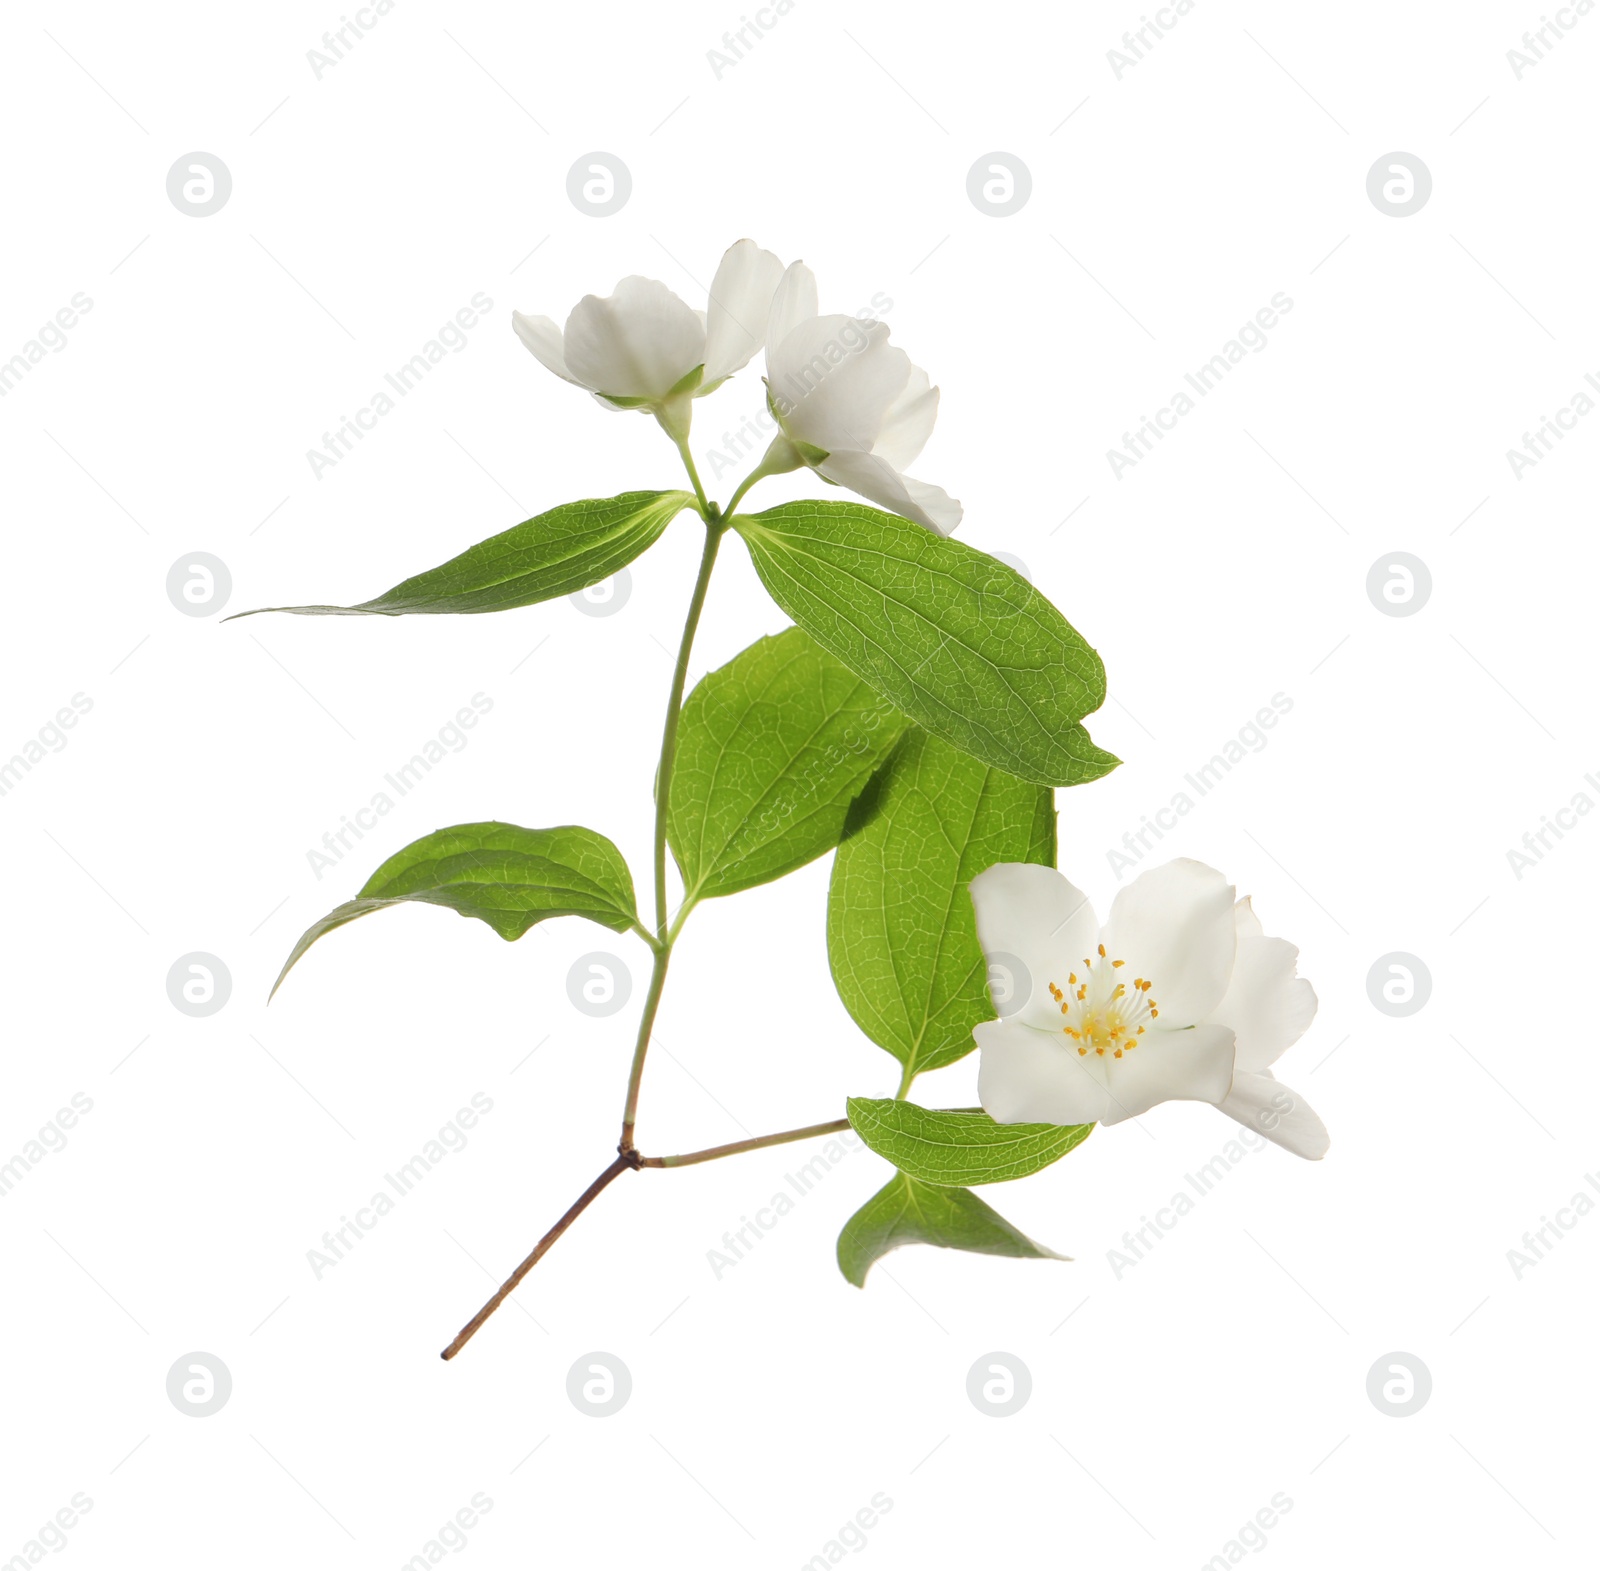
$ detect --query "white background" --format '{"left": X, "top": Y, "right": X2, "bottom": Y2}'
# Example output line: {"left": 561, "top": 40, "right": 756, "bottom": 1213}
{"left": 2, "top": 1, "right": 1595, "bottom": 1566}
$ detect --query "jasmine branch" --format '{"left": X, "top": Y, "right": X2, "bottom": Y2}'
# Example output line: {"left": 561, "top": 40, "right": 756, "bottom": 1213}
{"left": 439, "top": 1115, "right": 851, "bottom": 1359}
{"left": 443, "top": 452, "right": 797, "bottom": 1362}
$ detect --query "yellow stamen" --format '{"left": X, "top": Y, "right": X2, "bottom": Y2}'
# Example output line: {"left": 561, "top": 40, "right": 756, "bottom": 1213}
{"left": 1045, "top": 950, "right": 1160, "bottom": 1066}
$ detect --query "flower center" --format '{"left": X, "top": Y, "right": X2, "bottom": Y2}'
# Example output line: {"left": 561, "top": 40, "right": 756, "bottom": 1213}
{"left": 1047, "top": 944, "right": 1159, "bottom": 1060}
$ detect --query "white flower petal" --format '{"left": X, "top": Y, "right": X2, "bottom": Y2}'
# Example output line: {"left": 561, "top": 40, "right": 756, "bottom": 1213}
{"left": 872, "top": 364, "right": 939, "bottom": 471}
{"left": 512, "top": 312, "right": 584, "bottom": 386}
{"left": 1096, "top": 1022, "right": 1236, "bottom": 1126}
{"left": 769, "top": 316, "right": 907, "bottom": 451}
{"left": 563, "top": 276, "right": 706, "bottom": 402}
{"left": 814, "top": 449, "right": 963, "bottom": 534}
{"left": 1216, "top": 1070, "right": 1329, "bottom": 1159}
{"left": 1212, "top": 935, "right": 1317, "bottom": 1073}
{"left": 970, "top": 864, "right": 1098, "bottom": 1027}
{"left": 1234, "top": 895, "right": 1264, "bottom": 940}
{"left": 976, "top": 1019, "right": 1116, "bottom": 1125}
{"left": 766, "top": 261, "right": 819, "bottom": 359}
{"left": 895, "top": 473, "right": 963, "bottom": 534}
{"left": 703, "top": 240, "right": 786, "bottom": 384}
{"left": 1102, "top": 859, "right": 1236, "bottom": 1027}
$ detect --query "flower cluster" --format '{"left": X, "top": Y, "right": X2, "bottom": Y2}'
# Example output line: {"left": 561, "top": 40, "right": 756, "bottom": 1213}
{"left": 519, "top": 244, "right": 1328, "bottom": 1160}
{"left": 514, "top": 239, "right": 961, "bottom": 534}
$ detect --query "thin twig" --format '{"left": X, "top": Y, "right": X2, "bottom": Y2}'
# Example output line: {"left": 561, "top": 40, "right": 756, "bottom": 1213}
{"left": 440, "top": 1152, "right": 639, "bottom": 1359}
{"left": 641, "top": 1118, "right": 852, "bottom": 1167}
{"left": 440, "top": 1115, "right": 857, "bottom": 1354}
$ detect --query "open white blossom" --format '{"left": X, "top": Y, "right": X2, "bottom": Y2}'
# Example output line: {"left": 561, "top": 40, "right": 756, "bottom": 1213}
{"left": 755, "top": 261, "right": 961, "bottom": 534}
{"left": 969, "top": 859, "right": 1328, "bottom": 1159}
{"left": 512, "top": 239, "right": 786, "bottom": 439}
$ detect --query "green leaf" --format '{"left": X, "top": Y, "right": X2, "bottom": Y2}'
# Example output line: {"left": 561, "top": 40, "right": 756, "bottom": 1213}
{"left": 846, "top": 1099, "right": 1092, "bottom": 1186}
{"left": 733, "top": 499, "right": 1118, "bottom": 787}
{"left": 828, "top": 726, "right": 1054, "bottom": 1079}
{"left": 232, "top": 491, "right": 693, "bottom": 618}
{"left": 669, "top": 627, "right": 907, "bottom": 901}
{"left": 837, "top": 1171, "right": 1066, "bottom": 1287}
{"left": 274, "top": 821, "right": 639, "bottom": 995}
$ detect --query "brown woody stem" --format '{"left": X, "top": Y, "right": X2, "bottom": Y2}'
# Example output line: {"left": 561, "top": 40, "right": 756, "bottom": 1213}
{"left": 440, "top": 1150, "right": 639, "bottom": 1360}
{"left": 440, "top": 1116, "right": 851, "bottom": 1357}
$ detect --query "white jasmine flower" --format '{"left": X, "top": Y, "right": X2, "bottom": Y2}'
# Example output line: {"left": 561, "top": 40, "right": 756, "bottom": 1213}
{"left": 756, "top": 261, "right": 961, "bottom": 534}
{"left": 969, "top": 859, "right": 1327, "bottom": 1158}
{"left": 512, "top": 239, "right": 786, "bottom": 439}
